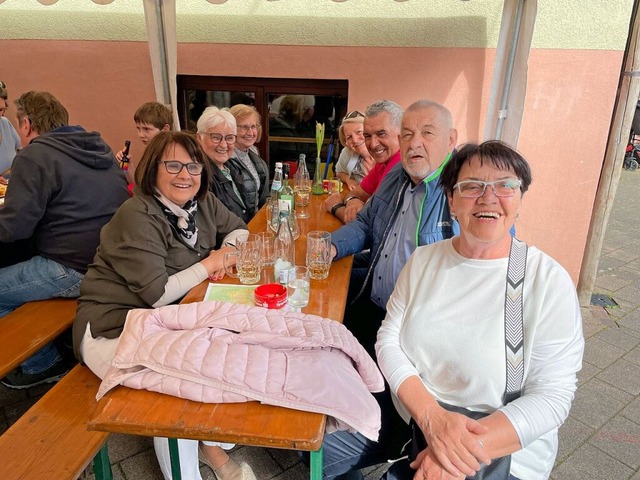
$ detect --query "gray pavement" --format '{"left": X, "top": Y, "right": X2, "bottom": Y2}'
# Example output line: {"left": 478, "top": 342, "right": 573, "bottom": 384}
{"left": 1, "top": 170, "right": 639, "bottom": 479}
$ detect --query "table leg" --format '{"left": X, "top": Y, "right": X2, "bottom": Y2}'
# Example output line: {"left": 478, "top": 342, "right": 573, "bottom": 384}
{"left": 93, "top": 444, "right": 113, "bottom": 480}
{"left": 168, "top": 438, "right": 182, "bottom": 480}
{"left": 310, "top": 445, "right": 324, "bottom": 480}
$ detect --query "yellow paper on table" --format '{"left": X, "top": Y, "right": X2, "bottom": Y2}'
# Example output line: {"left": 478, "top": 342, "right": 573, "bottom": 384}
{"left": 204, "top": 283, "right": 255, "bottom": 306}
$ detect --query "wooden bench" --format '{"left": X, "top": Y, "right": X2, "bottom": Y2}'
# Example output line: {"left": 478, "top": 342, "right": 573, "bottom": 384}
{"left": 0, "top": 298, "right": 78, "bottom": 378}
{"left": 88, "top": 386, "right": 325, "bottom": 480}
{"left": 0, "top": 365, "right": 112, "bottom": 480}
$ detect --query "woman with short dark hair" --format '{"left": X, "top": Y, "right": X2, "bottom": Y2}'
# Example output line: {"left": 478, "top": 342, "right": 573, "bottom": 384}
{"left": 377, "top": 140, "right": 583, "bottom": 480}
{"left": 74, "top": 131, "right": 255, "bottom": 480}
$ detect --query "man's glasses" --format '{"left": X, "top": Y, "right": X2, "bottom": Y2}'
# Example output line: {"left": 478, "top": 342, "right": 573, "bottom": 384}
{"left": 237, "top": 124, "right": 258, "bottom": 133}
{"left": 161, "top": 161, "right": 204, "bottom": 176}
{"left": 344, "top": 110, "right": 364, "bottom": 121}
{"left": 453, "top": 179, "right": 522, "bottom": 198}
{"left": 207, "top": 133, "right": 237, "bottom": 145}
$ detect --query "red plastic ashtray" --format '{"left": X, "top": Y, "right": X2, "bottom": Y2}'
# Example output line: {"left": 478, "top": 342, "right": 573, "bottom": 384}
{"left": 254, "top": 283, "right": 288, "bottom": 309}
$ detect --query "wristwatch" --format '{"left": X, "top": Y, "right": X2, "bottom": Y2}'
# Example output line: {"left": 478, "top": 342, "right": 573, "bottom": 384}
{"left": 330, "top": 202, "right": 346, "bottom": 216}
{"left": 344, "top": 195, "right": 360, "bottom": 204}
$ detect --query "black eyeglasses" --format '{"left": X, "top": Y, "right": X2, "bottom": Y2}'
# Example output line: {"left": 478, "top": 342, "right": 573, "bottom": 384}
{"left": 344, "top": 110, "right": 364, "bottom": 121}
{"left": 207, "top": 133, "right": 237, "bottom": 145}
{"left": 161, "top": 161, "right": 204, "bottom": 176}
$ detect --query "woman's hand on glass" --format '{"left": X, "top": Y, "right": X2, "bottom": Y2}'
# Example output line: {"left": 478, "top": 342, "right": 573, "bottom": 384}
{"left": 202, "top": 246, "right": 235, "bottom": 281}
{"left": 417, "top": 408, "right": 490, "bottom": 478}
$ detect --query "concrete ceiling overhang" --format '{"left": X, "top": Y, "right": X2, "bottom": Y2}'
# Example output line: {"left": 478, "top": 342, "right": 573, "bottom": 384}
{"left": 0, "top": 0, "right": 502, "bottom": 47}
{"left": 0, "top": 0, "right": 630, "bottom": 51}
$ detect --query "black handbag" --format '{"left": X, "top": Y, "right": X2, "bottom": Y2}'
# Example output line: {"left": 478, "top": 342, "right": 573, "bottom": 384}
{"left": 386, "top": 238, "right": 528, "bottom": 480}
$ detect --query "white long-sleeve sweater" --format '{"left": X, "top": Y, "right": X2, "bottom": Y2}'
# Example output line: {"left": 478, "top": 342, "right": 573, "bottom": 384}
{"left": 376, "top": 239, "right": 584, "bottom": 480}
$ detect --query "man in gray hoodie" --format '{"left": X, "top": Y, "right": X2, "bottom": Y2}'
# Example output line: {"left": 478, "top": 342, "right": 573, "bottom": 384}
{"left": 0, "top": 91, "right": 129, "bottom": 389}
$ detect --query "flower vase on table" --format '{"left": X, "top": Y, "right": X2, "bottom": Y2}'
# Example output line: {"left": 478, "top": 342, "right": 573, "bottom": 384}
{"left": 312, "top": 122, "right": 326, "bottom": 195}
{"left": 312, "top": 157, "right": 324, "bottom": 195}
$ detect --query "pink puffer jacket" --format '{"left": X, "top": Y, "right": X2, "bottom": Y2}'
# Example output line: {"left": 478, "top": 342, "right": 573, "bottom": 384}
{"left": 98, "top": 301, "right": 385, "bottom": 440}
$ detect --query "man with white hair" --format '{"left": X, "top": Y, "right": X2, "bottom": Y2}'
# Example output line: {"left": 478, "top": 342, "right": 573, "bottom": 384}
{"left": 320, "top": 100, "right": 460, "bottom": 480}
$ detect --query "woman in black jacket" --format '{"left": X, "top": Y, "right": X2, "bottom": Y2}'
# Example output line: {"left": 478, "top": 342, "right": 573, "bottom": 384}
{"left": 196, "top": 106, "right": 252, "bottom": 223}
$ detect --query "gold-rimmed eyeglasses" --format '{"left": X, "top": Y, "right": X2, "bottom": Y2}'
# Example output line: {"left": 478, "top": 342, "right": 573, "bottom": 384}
{"left": 237, "top": 124, "right": 258, "bottom": 133}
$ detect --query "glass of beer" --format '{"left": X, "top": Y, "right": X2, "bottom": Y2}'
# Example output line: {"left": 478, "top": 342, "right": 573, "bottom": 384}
{"left": 306, "top": 231, "right": 331, "bottom": 280}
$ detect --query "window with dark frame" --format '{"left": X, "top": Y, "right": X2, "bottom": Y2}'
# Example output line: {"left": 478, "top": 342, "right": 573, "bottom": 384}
{"left": 177, "top": 76, "right": 348, "bottom": 179}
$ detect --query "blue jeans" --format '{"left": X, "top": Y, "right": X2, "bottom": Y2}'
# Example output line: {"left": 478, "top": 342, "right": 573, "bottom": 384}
{"left": 0, "top": 256, "right": 83, "bottom": 374}
{"left": 308, "top": 388, "right": 411, "bottom": 480}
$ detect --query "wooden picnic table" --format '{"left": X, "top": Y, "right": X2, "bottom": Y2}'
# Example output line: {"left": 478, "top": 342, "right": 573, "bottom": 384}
{"left": 88, "top": 193, "right": 353, "bottom": 480}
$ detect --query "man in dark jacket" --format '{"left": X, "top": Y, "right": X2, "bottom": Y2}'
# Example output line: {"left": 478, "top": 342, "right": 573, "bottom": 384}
{"left": 0, "top": 91, "right": 129, "bottom": 389}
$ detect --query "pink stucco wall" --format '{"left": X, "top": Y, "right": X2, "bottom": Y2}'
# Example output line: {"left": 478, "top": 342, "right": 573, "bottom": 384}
{"left": 0, "top": 39, "right": 624, "bottom": 280}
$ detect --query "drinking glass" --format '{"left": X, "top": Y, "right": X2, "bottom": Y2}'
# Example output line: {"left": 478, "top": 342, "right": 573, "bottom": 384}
{"left": 306, "top": 231, "right": 331, "bottom": 280}
{"left": 287, "top": 266, "right": 310, "bottom": 308}
{"left": 257, "top": 231, "right": 276, "bottom": 283}
{"left": 223, "top": 234, "right": 261, "bottom": 284}
{"left": 266, "top": 198, "right": 279, "bottom": 233}
{"left": 257, "top": 231, "right": 276, "bottom": 267}
{"left": 294, "top": 178, "right": 311, "bottom": 218}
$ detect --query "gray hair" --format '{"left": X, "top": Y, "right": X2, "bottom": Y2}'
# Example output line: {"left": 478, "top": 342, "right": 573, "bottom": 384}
{"left": 365, "top": 99, "right": 403, "bottom": 128}
{"left": 196, "top": 106, "right": 236, "bottom": 134}
{"left": 405, "top": 100, "right": 453, "bottom": 130}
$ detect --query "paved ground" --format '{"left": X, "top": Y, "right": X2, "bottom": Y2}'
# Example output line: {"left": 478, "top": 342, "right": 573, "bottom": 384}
{"left": 1, "top": 170, "right": 639, "bottom": 479}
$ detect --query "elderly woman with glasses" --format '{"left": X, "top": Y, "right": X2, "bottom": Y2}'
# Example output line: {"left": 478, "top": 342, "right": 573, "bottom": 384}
{"left": 73, "top": 131, "right": 256, "bottom": 480}
{"left": 335, "top": 111, "right": 375, "bottom": 192}
{"left": 375, "top": 141, "right": 583, "bottom": 480}
{"left": 227, "top": 104, "right": 269, "bottom": 213}
{"left": 197, "top": 106, "right": 254, "bottom": 223}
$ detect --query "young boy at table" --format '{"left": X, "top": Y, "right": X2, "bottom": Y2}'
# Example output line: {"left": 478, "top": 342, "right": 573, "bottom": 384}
{"left": 116, "top": 101, "right": 173, "bottom": 190}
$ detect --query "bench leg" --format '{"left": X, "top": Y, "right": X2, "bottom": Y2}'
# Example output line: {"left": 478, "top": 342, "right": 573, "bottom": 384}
{"left": 93, "top": 444, "right": 113, "bottom": 480}
{"left": 168, "top": 437, "right": 182, "bottom": 480}
{"left": 310, "top": 445, "right": 323, "bottom": 480}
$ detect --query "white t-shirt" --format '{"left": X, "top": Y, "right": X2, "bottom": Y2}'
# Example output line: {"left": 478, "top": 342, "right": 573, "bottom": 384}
{"left": 376, "top": 238, "right": 584, "bottom": 480}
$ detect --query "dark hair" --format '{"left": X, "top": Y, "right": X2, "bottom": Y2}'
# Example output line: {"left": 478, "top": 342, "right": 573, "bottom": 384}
{"left": 15, "top": 91, "right": 69, "bottom": 134}
{"left": 0, "top": 81, "right": 7, "bottom": 101}
{"left": 134, "top": 102, "right": 174, "bottom": 130}
{"left": 440, "top": 140, "right": 532, "bottom": 195}
{"left": 135, "top": 131, "right": 211, "bottom": 201}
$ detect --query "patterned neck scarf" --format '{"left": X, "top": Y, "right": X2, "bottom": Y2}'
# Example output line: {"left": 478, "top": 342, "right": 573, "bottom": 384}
{"left": 154, "top": 190, "right": 198, "bottom": 248}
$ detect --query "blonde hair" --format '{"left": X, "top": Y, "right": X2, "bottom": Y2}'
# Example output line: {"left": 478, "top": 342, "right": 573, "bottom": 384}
{"left": 228, "top": 104, "right": 262, "bottom": 142}
{"left": 338, "top": 114, "right": 365, "bottom": 148}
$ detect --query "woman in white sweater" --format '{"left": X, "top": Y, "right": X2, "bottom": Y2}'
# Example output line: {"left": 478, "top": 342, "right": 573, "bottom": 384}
{"left": 376, "top": 140, "right": 584, "bottom": 480}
